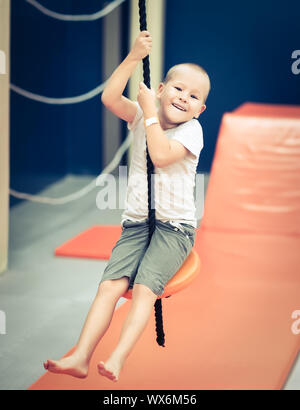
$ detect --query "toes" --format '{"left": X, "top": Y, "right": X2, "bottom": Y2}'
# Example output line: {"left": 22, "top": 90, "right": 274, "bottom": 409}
{"left": 45, "top": 359, "right": 58, "bottom": 372}
{"left": 44, "top": 360, "right": 57, "bottom": 371}
{"left": 98, "top": 362, "right": 117, "bottom": 381}
{"left": 47, "top": 359, "right": 55, "bottom": 368}
{"left": 97, "top": 361, "right": 107, "bottom": 376}
{"left": 98, "top": 361, "right": 105, "bottom": 371}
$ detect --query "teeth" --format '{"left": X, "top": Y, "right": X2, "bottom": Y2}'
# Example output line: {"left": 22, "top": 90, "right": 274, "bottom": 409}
{"left": 172, "top": 103, "right": 185, "bottom": 111}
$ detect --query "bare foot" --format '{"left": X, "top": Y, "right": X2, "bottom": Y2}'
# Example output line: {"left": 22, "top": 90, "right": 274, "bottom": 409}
{"left": 43, "top": 354, "right": 89, "bottom": 379}
{"left": 97, "top": 359, "right": 121, "bottom": 382}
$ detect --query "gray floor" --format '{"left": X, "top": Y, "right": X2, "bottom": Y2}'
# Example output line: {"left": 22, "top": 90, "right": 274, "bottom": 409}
{"left": 0, "top": 174, "right": 299, "bottom": 390}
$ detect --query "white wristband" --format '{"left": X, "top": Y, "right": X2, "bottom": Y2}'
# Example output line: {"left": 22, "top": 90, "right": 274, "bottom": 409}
{"left": 145, "top": 117, "right": 159, "bottom": 128}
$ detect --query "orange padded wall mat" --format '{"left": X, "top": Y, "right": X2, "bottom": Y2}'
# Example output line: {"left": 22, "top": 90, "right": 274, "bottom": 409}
{"left": 233, "top": 102, "right": 300, "bottom": 118}
{"left": 197, "top": 102, "right": 300, "bottom": 388}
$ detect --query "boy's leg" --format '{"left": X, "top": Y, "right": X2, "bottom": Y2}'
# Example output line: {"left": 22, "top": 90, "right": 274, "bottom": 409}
{"left": 97, "top": 283, "right": 157, "bottom": 381}
{"left": 43, "top": 277, "right": 129, "bottom": 378}
{"left": 97, "top": 221, "right": 195, "bottom": 381}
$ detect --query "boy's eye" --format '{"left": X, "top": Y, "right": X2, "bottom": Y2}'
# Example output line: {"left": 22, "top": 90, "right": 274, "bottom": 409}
{"left": 191, "top": 95, "right": 198, "bottom": 99}
{"left": 174, "top": 86, "right": 182, "bottom": 91}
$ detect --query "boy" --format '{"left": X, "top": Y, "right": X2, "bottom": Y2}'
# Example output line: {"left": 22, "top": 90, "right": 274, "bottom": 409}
{"left": 43, "top": 31, "right": 210, "bottom": 382}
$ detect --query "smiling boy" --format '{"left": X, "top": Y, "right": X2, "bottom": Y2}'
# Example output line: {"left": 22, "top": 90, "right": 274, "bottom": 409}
{"left": 43, "top": 31, "right": 210, "bottom": 383}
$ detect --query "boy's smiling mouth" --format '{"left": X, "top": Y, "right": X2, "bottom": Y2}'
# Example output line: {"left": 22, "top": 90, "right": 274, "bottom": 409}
{"left": 171, "top": 103, "right": 187, "bottom": 112}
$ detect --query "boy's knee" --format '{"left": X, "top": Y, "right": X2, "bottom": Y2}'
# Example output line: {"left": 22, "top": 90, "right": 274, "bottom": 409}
{"left": 132, "top": 283, "right": 158, "bottom": 300}
{"left": 98, "top": 277, "right": 129, "bottom": 296}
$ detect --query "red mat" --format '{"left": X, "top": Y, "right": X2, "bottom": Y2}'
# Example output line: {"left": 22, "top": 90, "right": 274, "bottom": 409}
{"left": 55, "top": 225, "right": 122, "bottom": 259}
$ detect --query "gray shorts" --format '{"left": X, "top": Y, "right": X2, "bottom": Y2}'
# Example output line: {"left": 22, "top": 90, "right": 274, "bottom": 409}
{"left": 100, "top": 219, "right": 196, "bottom": 297}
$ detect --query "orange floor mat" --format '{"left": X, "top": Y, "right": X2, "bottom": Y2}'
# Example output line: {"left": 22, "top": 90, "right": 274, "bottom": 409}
{"left": 55, "top": 225, "right": 122, "bottom": 259}
{"left": 31, "top": 102, "right": 300, "bottom": 390}
{"left": 28, "top": 237, "right": 300, "bottom": 390}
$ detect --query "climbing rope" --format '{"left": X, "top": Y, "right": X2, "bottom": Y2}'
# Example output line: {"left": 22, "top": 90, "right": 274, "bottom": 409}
{"left": 138, "top": 0, "right": 165, "bottom": 347}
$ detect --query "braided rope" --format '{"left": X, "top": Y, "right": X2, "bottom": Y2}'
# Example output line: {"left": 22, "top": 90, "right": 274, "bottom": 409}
{"left": 138, "top": 0, "right": 165, "bottom": 347}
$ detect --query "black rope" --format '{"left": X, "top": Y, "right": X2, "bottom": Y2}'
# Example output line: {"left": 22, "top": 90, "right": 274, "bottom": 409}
{"left": 138, "top": 0, "right": 165, "bottom": 347}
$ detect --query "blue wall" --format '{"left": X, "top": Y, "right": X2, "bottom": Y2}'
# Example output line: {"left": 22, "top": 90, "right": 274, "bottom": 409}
{"left": 165, "top": 0, "right": 300, "bottom": 172}
{"left": 10, "top": 0, "right": 128, "bottom": 181}
{"left": 10, "top": 0, "right": 300, "bottom": 186}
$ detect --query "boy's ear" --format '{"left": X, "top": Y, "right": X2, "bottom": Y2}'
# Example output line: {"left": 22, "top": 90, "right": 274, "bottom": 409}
{"left": 194, "top": 104, "right": 206, "bottom": 119}
{"left": 156, "top": 82, "right": 165, "bottom": 99}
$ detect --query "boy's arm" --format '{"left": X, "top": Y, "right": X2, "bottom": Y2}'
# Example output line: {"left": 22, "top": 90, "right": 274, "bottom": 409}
{"left": 101, "top": 31, "right": 152, "bottom": 124}
{"left": 138, "top": 83, "right": 189, "bottom": 168}
{"left": 147, "top": 133, "right": 189, "bottom": 168}
{"left": 144, "top": 122, "right": 189, "bottom": 168}
{"left": 101, "top": 55, "right": 138, "bottom": 123}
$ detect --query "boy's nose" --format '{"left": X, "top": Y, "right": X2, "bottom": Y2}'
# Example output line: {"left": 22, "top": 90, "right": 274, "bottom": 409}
{"left": 179, "top": 95, "right": 188, "bottom": 103}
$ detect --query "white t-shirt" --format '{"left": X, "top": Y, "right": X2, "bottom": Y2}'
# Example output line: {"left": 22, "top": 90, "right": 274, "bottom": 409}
{"left": 121, "top": 102, "right": 204, "bottom": 228}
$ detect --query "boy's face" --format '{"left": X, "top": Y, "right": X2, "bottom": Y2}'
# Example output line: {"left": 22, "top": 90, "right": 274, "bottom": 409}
{"left": 156, "top": 66, "right": 207, "bottom": 129}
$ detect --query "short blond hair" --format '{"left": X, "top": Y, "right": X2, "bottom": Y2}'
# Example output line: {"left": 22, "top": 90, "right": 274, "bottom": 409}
{"left": 163, "top": 63, "right": 211, "bottom": 103}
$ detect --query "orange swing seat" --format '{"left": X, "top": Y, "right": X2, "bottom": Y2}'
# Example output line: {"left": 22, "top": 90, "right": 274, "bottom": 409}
{"left": 123, "top": 248, "right": 201, "bottom": 299}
